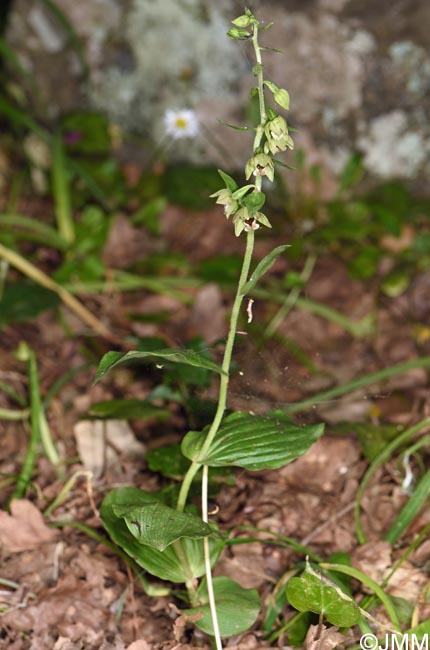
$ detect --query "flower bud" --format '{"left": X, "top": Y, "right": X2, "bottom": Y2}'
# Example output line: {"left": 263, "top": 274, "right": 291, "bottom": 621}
{"left": 231, "top": 15, "right": 251, "bottom": 28}
{"left": 274, "top": 88, "right": 290, "bottom": 111}
{"left": 227, "top": 28, "right": 251, "bottom": 40}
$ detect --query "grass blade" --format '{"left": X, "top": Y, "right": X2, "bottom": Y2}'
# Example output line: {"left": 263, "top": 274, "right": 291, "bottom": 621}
{"left": 354, "top": 418, "right": 430, "bottom": 544}
{"left": 52, "top": 131, "right": 75, "bottom": 245}
{"left": 384, "top": 471, "right": 430, "bottom": 544}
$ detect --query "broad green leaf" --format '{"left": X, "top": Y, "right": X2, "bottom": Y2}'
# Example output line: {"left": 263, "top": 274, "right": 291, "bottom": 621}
{"left": 94, "top": 349, "right": 224, "bottom": 384}
{"left": 113, "top": 502, "right": 216, "bottom": 551}
{"left": 241, "top": 244, "right": 290, "bottom": 294}
{"left": 89, "top": 399, "right": 170, "bottom": 420}
{"left": 286, "top": 572, "right": 360, "bottom": 627}
{"left": 182, "top": 411, "right": 324, "bottom": 471}
{"left": 101, "top": 488, "right": 186, "bottom": 582}
{"left": 101, "top": 488, "right": 224, "bottom": 583}
{"left": 185, "top": 577, "right": 260, "bottom": 636}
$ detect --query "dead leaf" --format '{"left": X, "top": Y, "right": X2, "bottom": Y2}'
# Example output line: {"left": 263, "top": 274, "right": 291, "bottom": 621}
{"left": 351, "top": 541, "right": 392, "bottom": 590}
{"left": 74, "top": 419, "right": 145, "bottom": 478}
{"left": 125, "top": 641, "right": 151, "bottom": 650}
{"left": 0, "top": 499, "right": 58, "bottom": 552}
{"left": 188, "top": 283, "right": 226, "bottom": 343}
{"left": 305, "top": 624, "right": 345, "bottom": 650}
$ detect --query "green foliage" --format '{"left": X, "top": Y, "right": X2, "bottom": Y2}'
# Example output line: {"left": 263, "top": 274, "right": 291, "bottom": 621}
{"left": 384, "top": 470, "right": 430, "bottom": 544}
{"left": 0, "top": 281, "right": 59, "bottom": 326}
{"left": 94, "top": 347, "right": 224, "bottom": 384}
{"left": 163, "top": 164, "right": 223, "bottom": 210}
{"left": 241, "top": 245, "right": 290, "bottom": 294}
{"left": 147, "top": 444, "right": 190, "bottom": 479}
{"left": 101, "top": 488, "right": 224, "bottom": 583}
{"left": 88, "top": 399, "right": 170, "bottom": 421}
{"left": 62, "top": 111, "right": 111, "bottom": 154}
{"left": 182, "top": 412, "right": 324, "bottom": 470}
{"left": 185, "top": 577, "right": 260, "bottom": 636}
{"left": 113, "top": 502, "right": 217, "bottom": 552}
{"left": 286, "top": 571, "right": 361, "bottom": 627}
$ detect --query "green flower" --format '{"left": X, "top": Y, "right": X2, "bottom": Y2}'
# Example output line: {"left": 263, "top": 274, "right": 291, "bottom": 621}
{"left": 245, "top": 153, "right": 274, "bottom": 182}
{"left": 210, "top": 188, "right": 239, "bottom": 218}
{"left": 264, "top": 115, "right": 294, "bottom": 155}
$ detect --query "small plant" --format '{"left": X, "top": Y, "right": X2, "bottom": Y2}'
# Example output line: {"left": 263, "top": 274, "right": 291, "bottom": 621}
{"left": 94, "top": 9, "right": 324, "bottom": 647}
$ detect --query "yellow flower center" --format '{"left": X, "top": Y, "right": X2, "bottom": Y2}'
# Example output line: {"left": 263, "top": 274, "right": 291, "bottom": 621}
{"left": 175, "top": 117, "right": 188, "bottom": 129}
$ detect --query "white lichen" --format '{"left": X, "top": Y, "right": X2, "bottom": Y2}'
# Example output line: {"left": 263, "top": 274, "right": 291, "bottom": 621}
{"left": 91, "top": 0, "right": 244, "bottom": 145}
{"left": 358, "top": 111, "right": 429, "bottom": 179}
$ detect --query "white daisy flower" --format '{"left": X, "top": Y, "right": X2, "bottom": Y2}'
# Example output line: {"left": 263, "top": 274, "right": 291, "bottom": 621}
{"left": 164, "top": 108, "right": 199, "bottom": 139}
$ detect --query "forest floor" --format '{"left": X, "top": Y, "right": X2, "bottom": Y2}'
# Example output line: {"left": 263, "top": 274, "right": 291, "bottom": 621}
{"left": 0, "top": 203, "right": 429, "bottom": 650}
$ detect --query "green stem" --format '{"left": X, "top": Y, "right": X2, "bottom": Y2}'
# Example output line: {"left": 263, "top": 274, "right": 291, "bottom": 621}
{"left": 202, "top": 465, "right": 222, "bottom": 650}
{"left": 0, "top": 407, "right": 30, "bottom": 420}
{"left": 253, "top": 22, "right": 267, "bottom": 136}
{"left": 10, "top": 347, "right": 40, "bottom": 500}
{"left": 176, "top": 230, "right": 255, "bottom": 512}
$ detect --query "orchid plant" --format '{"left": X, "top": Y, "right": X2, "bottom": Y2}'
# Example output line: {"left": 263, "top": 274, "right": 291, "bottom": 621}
{"left": 94, "top": 9, "right": 323, "bottom": 648}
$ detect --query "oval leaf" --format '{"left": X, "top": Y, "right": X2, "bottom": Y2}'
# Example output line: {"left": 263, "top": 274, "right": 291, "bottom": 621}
{"left": 112, "top": 502, "right": 216, "bottom": 552}
{"left": 185, "top": 577, "right": 260, "bottom": 637}
{"left": 94, "top": 348, "right": 224, "bottom": 384}
{"left": 286, "top": 572, "right": 361, "bottom": 627}
{"left": 89, "top": 399, "right": 170, "bottom": 420}
{"left": 101, "top": 487, "right": 187, "bottom": 583}
{"left": 242, "top": 191, "right": 266, "bottom": 215}
{"left": 101, "top": 488, "right": 224, "bottom": 583}
{"left": 241, "top": 244, "right": 290, "bottom": 295}
{"left": 182, "top": 411, "right": 324, "bottom": 471}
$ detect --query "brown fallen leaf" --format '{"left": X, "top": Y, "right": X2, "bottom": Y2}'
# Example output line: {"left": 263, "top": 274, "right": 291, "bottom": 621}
{"left": 0, "top": 499, "right": 58, "bottom": 552}
{"left": 305, "top": 623, "right": 345, "bottom": 650}
{"left": 125, "top": 641, "right": 151, "bottom": 650}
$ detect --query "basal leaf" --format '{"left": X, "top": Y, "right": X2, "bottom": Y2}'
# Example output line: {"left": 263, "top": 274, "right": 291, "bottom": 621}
{"left": 286, "top": 572, "right": 361, "bottom": 627}
{"left": 112, "top": 502, "right": 216, "bottom": 551}
{"left": 101, "top": 488, "right": 186, "bottom": 582}
{"left": 241, "top": 245, "right": 290, "bottom": 294}
{"left": 182, "top": 411, "right": 324, "bottom": 470}
{"left": 185, "top": 577, "right": 260, "bottom": 636}
{"left": 101, "top": 487, "right": 224, "bottom": 583}
{"left": 94, "top": 348, "right": 224, "bottom": 384}
{"left": 89, "top": 398, "right": 170, "bottom": 420}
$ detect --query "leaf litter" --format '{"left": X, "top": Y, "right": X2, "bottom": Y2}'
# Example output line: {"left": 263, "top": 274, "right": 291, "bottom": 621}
{"left": 0, "top": 206, "right": 429, "bottom": 648}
